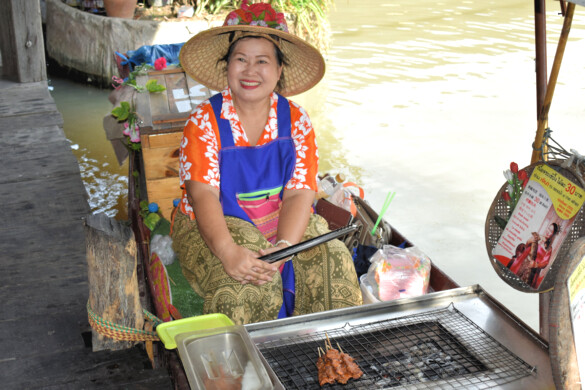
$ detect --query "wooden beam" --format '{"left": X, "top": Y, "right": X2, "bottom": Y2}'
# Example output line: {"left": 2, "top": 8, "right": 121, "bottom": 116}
{"left": 531, "top": 2, "right": 575, "bottom": 164}
{"left": 0, "top": 0, "right": 46, "bottom": 82}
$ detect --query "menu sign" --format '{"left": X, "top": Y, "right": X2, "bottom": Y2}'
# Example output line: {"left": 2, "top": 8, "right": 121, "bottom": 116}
{"left": 493, "top": 164, "right": 585, "bottom": 291}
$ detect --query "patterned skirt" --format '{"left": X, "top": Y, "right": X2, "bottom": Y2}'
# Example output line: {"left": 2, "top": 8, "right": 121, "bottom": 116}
{"left": 171, "top": 212, "right": 363, "bottom": 325}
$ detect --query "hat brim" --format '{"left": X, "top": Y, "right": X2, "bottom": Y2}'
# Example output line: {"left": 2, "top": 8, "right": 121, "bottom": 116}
{"left": 179, "top": 25, "right": 325, "bottom": 97}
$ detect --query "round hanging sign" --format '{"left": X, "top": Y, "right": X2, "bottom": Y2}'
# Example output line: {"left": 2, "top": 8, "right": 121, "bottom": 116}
{"left": 485, "top": 160, "right": 585, "bottom": 293}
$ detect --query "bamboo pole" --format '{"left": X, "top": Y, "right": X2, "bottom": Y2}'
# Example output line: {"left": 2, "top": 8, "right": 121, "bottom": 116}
{"left": 534, "top": 0, "right": 547, "bottom": 119}
{"left": 531, "top": 2, "right": 575, "bottom": 164}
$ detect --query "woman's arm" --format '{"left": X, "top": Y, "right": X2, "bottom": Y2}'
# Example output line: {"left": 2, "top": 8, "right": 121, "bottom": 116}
{"left": 275, "top": 188, "right": 315, "bottom": 245}
{"left": 257, "top": 188, "right": 315, "bottom": 266}
{"left": 185, "top": 180, "right": 278, "bottom": 284}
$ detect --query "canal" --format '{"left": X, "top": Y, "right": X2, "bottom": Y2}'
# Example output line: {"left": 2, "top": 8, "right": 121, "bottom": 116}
{"left": 49, "top": 0, "right": 585, "bottom": 331}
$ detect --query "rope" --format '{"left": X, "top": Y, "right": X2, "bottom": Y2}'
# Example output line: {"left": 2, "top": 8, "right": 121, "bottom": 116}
{"left": 537, "top": 129, "right": 585, "bottom": 181}
{"left": 532, "top": 127, "right": 553, "bottom": 161}
{"left": 87, "top": 300, "right": 161, "bottom": 342}
{"left": 562, "top": 149, "right": 585, "bottom": 179}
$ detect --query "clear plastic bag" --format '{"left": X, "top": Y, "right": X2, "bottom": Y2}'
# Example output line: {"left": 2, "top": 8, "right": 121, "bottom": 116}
{"left": 361, "top": 245, "right": 431, "bottom": 301}
{"left": 150, "top": 234, "right": 176, "bottom": 266}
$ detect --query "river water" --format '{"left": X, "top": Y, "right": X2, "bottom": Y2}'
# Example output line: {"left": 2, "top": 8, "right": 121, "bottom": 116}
{"left": 49, "top": 0, "right": 585, "bottom": 331}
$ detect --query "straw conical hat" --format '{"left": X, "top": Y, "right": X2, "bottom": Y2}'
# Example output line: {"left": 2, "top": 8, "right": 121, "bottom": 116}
{"left": 180, "top": 1, "right": 325, "bottom": 96}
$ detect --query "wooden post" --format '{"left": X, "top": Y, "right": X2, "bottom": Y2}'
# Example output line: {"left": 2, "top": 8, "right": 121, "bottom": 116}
{"left": 85, "top": 213, "right": 144, "bottom": 352}
{"left": 0, "top": 0, "right": 47, "bottom": 82}
{"left": 530, "top": 2, "right": 575, "bottom": 165}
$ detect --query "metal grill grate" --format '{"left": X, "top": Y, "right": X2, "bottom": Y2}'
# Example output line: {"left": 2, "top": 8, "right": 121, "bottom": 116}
{"left": 256, "top": 305, "right": 535, "bottom": 389}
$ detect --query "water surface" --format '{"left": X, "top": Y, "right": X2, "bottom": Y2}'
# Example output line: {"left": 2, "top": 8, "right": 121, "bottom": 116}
{"left": 50, "top": 0, "right": 585, "bottom": 331}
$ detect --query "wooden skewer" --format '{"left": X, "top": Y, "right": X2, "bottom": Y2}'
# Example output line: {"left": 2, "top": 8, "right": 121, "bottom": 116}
{"left": 337, "top": 342, "right": 343, "bottom": 354}
{"left": 325, "top": 333, "right": 332, "bottom": 350}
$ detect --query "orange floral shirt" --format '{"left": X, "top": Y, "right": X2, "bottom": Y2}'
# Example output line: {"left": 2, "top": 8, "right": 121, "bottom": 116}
{"left": 178, "top": 88, "right": 319, "bottom": 219}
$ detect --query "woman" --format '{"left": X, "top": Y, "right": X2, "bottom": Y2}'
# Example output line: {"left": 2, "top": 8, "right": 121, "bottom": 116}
{"left": 172, "top": 0, "right": 362, "bottom": 325}
{"left": 528, "top": 222, "right": 560, "bottom": 288}
{"left": 509, "top": 223, "right": 560, "bottom": 288}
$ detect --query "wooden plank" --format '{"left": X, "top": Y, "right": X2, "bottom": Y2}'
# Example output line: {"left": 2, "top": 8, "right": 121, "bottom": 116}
{"left": 135, "top": 74, "right": 154, "bottom": 132}
{"left": 0, "top": 110, "right": 63, "bottom": 130}
{"left": 0, "top": 176, "right": 89, "bottom": 233}
{"left": 0, "top": 68, "right": 172, "bottom": 390}
{"left": 147, "top": 67, "right": 185, "bottom": 76}
{"left": 148, "top": 74, "right": 169, "bottom": 118}
{"left": 152, "top": 112, "right": 190, "bottom": 124}
{"left": 0, "top": 0, "right": 46, "bottom": 83}
{"left": 0, "top": 345, "right": 172, "bottom": 389}
{"left": 86, "top": 214, "right": 143, "bottom": 351}
{"left": 153, "top": 196, "right": 179, "bottom": 221}
{"left": 0, "top": 220, "right": 86, "bottom": 258}
{"left": 145, "top": 177, "right": 182, "bottom": 220}
{"left": 140, "top": 133, "right": 151, "bottom": 148}
{"left": 146, "top": 177, "right": 182, "bottom": 200}
{"left": 146, "top": 131, "right": 182, "bottom": 149}
{"left": 186, "top": 74, "right": 213, "bottom": 107}
{"left": 0, "top": 274, "right": 88, "bottom": 319}
{"left": 164, "top": 71, "right": 190, "bottom": 115}
{"left": 0, "top": 124, "right": 66, "bottom": 146}
{"left": 0, "top": 250, "right": 86, "bottom": 287}
{"left": 0, "top": 82, "right": 55, "bottom": 115}
{"left": 0, "top": 140, "right": 81, "bottom": 183}
{"left": 0, "top": 307, "right": 88, "bottom": 359}
{"left": 142, "top": 145, "right": 180, "bottom": 180}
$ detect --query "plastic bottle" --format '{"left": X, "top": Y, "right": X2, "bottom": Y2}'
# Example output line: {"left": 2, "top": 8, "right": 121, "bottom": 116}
{"left": 144, "top": 202, "right": 161, "bottom": 231}
{"left": 318, "top": 175, "right": 340, "bottom": 198}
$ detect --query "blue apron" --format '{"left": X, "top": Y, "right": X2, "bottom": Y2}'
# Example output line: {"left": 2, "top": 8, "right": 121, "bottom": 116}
{"left": 210, "top": 93, "right": 296, "bottom": 318}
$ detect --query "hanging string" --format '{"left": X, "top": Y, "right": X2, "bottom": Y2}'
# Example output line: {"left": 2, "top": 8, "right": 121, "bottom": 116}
{"left": 534, "top": 128, "right": 585, "bottom": 181}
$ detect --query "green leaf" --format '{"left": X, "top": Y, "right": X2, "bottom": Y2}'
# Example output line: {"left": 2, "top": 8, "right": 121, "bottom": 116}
{"left": 146, "top": 79, "right": 166, "bottom": 93}
{"left": 494, "top": 215, "right": 508, "bottom": 230}
{"left": 111, "top": 101, "right": 131, "bottom": 121}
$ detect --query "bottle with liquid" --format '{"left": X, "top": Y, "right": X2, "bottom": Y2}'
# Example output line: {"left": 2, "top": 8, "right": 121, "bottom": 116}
{"left": 317, "top": 175, "right": 341, "bottom": 199}
{"left": 327, "top": 173, "right": 344, "bottom": 201}
{"left": 143, "top": 202, "right": 161, "bottom": 231}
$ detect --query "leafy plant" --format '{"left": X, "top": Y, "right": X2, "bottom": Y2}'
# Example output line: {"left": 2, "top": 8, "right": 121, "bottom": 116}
{"left": 111, "top": 101, "right": 141, "bottom": 151}
{"left": 175, "top": 0, "right": 333, "bottom": 52}
{"left": 111, "top": 101, "right": 132, "bottom": 121}
{"left": 272, "top": 0, "right": 333, "bottom": 52}
{"left": 145, "top": 79, "right": 166, "bottom": 92}
{"left": 494, "top": 162, "right": 529, "bottom": 230}
{"left": 110, "top": 68, "right": 166, "bottom": 152}
{"left": 115, "top": 64, "right": 168, "bottom": 92}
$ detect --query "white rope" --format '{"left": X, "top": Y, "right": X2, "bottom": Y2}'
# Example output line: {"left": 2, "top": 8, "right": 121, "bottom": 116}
{"left": 561, "top": 148, "right": 585, "bottom": 178}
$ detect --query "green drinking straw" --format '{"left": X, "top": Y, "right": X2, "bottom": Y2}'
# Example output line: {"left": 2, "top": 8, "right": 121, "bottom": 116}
{"left": 371, "top": 191, "right": 396, "bottom": 235}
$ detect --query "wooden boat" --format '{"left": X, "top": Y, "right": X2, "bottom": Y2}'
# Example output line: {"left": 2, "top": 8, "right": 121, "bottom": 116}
{"left": 116, "top": 3, "right": 585, "bottom": 387}
{"left": 122, "top": 66, "right": 460, "bottom": 388}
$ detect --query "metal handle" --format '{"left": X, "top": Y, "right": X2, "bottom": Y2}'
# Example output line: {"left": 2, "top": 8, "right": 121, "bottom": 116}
{"left": 259, "top": 224, "right": 359, "bottom": 264}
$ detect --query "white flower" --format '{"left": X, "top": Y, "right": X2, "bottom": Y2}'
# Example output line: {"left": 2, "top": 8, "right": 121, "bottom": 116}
{"left": 503, "top": 169, "right": 514, "bottom": 183}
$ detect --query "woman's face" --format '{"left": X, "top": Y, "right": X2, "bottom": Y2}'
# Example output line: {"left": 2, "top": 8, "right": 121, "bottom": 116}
{"left": 227, "top": 37, "right": 283, "bottom": 104}
{"left": 544, "top": 224, "right": 557, "bottom": 239}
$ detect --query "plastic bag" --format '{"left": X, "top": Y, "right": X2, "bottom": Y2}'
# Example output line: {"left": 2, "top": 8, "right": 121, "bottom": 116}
{"left": 116, "top": 43, "right": 184, "bottom": 72}
{"left": 150, "top": 234, "right": 176, "bottom": 266}
{"left": 361, "top": 245, "right": 431, "bottom": 301}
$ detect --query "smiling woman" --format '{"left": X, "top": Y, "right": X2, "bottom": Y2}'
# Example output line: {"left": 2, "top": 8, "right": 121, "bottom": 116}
{"left": 171, "top": 0, "right": 362, "bottom": 325}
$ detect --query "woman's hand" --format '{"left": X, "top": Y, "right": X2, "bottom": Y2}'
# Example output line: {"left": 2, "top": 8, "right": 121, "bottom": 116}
{"left": 257, "top": 245, "right": 289, "bottom": 271}
{"left": 218, "top": 242, "right": 280, "bottom": 286}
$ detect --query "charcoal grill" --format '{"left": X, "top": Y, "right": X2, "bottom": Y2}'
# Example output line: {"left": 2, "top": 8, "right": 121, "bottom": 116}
{"left": 245, "top": 285, "right": 553, "bottom": 389}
